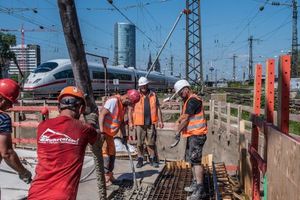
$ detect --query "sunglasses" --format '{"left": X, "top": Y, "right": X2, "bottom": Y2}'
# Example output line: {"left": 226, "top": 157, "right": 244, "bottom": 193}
{"left": 60, "top": 98, "right": 82, "bottom": 105}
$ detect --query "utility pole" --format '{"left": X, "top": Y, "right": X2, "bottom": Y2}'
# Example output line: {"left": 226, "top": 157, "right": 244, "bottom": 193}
{"left": 260, "top": 0, "right": 299, "bottom": 77}
{"left": 232, "top": 54, "right": 237, "bottom": 81}
{"left": 57, "top": 0, "right": 106, "bottom": 199}
{"left": 215, "top": 69, "right": 218, "bottom": 87}
{"left": 248, "top": 36, "right": 260, "bottom": 81}
{"left": 186, "top": 0, "right": 203, "bottom": 87}
{"left": 249, "top": 36, "right": 254, "bottom": 81}
{"left": 170, "top": 55, "right": 174, "bottom": 76}
{"left": 292, "top": 0, "right": 298, "bottom": 77}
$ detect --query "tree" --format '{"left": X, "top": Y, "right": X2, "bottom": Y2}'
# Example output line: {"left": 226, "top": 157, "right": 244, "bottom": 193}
{"left": 0, "top": 32, "right": 16, "bottom": 78}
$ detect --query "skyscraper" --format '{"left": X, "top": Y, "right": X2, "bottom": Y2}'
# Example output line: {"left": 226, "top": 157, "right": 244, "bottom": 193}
{"left": 9, "top": 44, "right": 40, "bottom": 75}
{"left": 114, "top": 22, "right": 136, "bottom": 68}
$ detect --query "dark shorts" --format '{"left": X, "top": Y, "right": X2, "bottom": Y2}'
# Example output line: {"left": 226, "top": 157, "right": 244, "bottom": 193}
{"left": 185, "top": 135, "right": 207, "bottom": 165}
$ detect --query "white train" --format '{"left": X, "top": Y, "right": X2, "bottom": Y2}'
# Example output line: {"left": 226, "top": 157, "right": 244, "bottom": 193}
{"left": 23, "top": 59, "right": 179, "bottom": 97}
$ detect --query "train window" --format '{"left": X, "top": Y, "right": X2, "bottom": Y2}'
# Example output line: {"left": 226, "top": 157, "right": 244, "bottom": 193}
{"left": 53, "top": 69, "right": 74, "bottom": 79}
{"left": 115, "top": 73, "right": 132, "bottom": 80}
{"left": 34, "top": 62, "right": 58, "bottom": 73}
{"left": 108, "top": 73, "right": 115, "bottom": 79}
{"left": 92, "top": 71, "right": 104, "bottom": 79}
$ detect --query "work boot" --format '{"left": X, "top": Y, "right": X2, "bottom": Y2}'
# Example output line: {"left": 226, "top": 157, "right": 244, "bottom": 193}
{"left": 184, "top": 180, "right": 197, "bottom": 193}
{"left": 186, "top": 184, "right": 206, "bottom": 200}
{"left": 149, "top": 157, "right": 159, "bottom": 168}
{"left": 136, "top": 157, "right": 143, "bottom": 168}
{"left": 105, "top": 173, "right": 113, "bottom": 187}
{"left": 105, "top": 172, "right": 117, "bottom": 187}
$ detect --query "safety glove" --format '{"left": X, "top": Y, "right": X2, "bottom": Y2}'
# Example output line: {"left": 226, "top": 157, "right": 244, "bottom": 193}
{"left": 121, "top": 136, "right": 128, "bottom": 145}
{"left": 19, "top": 169, "right": 32, "bottom": 184}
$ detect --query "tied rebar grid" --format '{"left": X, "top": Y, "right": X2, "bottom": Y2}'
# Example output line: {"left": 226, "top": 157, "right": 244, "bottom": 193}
{"left": 111, "top": 161, "right": 234, "bottom": 200}
{"left": 147, "top": 161, "right": 215, "bottom": 200}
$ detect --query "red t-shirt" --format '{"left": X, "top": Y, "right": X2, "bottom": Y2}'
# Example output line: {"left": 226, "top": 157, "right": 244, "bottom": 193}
{"left": 28, "top": 116, "right": 98, "bottom": 200}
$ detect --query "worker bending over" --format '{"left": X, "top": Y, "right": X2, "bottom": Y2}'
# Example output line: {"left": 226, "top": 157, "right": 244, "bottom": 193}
{"left": 99, "top": 89, "right": 140, "bottom": 186}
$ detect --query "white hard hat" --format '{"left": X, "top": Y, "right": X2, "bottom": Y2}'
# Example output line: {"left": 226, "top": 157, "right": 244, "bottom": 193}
{"left": 138, "top": 76, "right": 149, "bottom": 86}
{"left": 164, "top": 79, "right": 190, "bottom": 102}
{"left": 174, "top": 79, "right": 190, "bottom": 94}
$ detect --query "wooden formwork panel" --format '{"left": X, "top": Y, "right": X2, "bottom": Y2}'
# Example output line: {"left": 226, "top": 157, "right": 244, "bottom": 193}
{"left": 267, "top": 126, "right": 300, "bottom": 200}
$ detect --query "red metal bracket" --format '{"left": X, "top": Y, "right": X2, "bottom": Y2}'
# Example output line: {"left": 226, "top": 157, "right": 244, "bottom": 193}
{"left": 265, "top": 59, "right": 275, "bottom": 123}
{"left": 277, "top": 55, "right": 291, "bottom": 134}
{"left": 251, "top": 64, "right": 262, "bottom": 200}
{"left": 248, "top": 145, "right": 267, "bottom": 174}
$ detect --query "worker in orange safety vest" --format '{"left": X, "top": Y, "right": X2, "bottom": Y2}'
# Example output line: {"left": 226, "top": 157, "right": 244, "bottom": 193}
{"left": 172, "top": 79, "right": 208, "bottom": 200}
{"left": 99, "top": 89, "right": 140, "bottom": 186}
{"left": 128, "top": 76, "right": 164, "bottom": 169}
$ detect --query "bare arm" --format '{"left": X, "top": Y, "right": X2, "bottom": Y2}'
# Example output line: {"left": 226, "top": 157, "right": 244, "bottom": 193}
{"left": 175, "top": 114, "right": 189, "bottom": 134}
{"left": 99, "top": 108, "right": 110, "bottom": 133}
{"left": 120, "top": 122, "right": 127, "bottom": 137}
{"left": 0, "top": 134, "right": 27, "bottom": 174}
{"left": 127, "top": 106, "right": 134, "bottom": 130}
{"left": 157, "top": 106, "right": 164, "bottom": 128}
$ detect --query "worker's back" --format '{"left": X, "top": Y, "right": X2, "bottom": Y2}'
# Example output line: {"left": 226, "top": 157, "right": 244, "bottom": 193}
{"left": 28, "top": 115, "right": 97, "bottom": 200}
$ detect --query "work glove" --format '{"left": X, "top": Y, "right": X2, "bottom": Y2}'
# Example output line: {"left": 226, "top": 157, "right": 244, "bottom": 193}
{"left": 175, "top": 132, "right": 180, "bottom": 141}
{"left": 19, "top": 169, "right": 32, "bottom": 184}
{"left": 121, "top": 136, "right": 128, "bottom": 145}
{"left": 84, "top": 113, "right": 99, "bottom": 128}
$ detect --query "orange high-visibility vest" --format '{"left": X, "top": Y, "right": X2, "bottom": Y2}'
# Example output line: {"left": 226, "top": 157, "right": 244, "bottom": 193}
{"left": 103, "top": 95, "right": 125, "bottom": 137}
{"left": 133, "top": 91, "right": 158, "bottom": 125}
{"left": 181, "top": 94, "right": 207, "bottom": 137}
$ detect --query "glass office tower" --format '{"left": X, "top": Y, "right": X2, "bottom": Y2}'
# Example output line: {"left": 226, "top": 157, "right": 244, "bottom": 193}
{"left": 114, "top": 22, "right": 136, "bottom": 68}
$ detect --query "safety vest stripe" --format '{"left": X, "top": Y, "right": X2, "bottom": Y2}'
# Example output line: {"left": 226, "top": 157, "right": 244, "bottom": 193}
{"left": 189, "top": 115, "right": 204, "bottom": 121}
{"left": 186, "top": 123, "right": 207, "bottom": 131}
{"left": 105, "top": 115, "right": 121, "bottom": 124}
{"left": 104, "top": 122, "right": 119, "bottom": 131}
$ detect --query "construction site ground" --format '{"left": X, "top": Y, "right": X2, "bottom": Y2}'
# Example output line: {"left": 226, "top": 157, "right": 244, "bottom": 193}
{"left": 0, "top": 147, "right": 237, "bottom": 200}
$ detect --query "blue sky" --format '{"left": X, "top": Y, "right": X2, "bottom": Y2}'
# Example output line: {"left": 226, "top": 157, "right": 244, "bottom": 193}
{"left": 0, "top": 0, "right": 295, "bottom": 80}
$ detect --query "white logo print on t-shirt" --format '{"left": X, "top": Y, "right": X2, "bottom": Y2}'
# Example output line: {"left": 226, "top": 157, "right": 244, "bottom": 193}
{"left": 39, "top": 128, "right": 79, "bottom": 145}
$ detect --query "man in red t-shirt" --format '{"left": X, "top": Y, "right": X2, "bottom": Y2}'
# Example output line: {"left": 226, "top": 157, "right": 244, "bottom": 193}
{"left": 28, "top": 86, "right": 99, "bottom": 200}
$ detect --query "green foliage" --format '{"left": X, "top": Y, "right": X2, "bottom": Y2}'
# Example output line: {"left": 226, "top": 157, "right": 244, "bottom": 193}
{"left": 289, "top": 120, "right": 300, "bottom": 135}
{"left": 0, "top": 32, "right": 17, "bottom": 78}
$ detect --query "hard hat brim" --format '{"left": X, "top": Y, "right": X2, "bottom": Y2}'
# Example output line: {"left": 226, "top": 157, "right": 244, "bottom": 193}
{"left": 138, "top": 81, "right": 150, "bottom": 87}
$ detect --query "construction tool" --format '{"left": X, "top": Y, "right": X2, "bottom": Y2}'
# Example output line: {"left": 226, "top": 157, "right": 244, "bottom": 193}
{"left": 169, "top": 132, "right": 181, "bottom": 148}
{"left": 124, "top": 141, "right": 139, "bottom": 189}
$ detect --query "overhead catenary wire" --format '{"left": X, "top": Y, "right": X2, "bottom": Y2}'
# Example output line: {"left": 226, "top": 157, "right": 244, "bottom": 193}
{"left": 145, "top": 10, "right": 185, "bottom": 77}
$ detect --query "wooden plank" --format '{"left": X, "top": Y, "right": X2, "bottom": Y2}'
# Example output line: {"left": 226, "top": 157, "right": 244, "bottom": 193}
{"left": 267, "top": 126, "right": 300, "bottom": 200}
{"left": 226, "top": 103, "right": 231, "bottom": 143}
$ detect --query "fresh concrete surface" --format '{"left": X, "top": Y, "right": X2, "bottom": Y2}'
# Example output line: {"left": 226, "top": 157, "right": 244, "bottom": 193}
{"left": 0, "top": 149, "right": 164, "bottom": 200}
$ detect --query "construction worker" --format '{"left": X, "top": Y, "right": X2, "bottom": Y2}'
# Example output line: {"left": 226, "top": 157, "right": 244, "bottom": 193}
{"left": 129, "top": 76, "right": 163, "bottom": 168}
{"left": 99, "top": 89, "right": 140, "bottom": 186}
{"left": 28, "top": 86, "right": 99, "bottom": 200}
{"left": 0, "top": 78, "right": 32, "bottom": 184}
{"left": 173, "top": 80, "right": 207, "bottom": 200}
